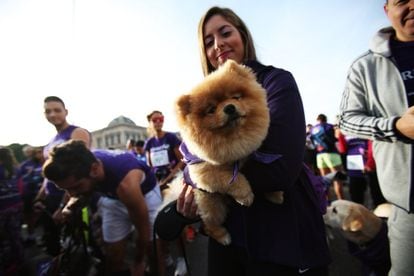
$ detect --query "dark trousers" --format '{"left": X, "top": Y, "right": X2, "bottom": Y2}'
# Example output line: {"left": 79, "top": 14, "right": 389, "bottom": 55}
{"left": 349, "top": 176, "right": 368, "bottom": 205}
{"left": 366, "top": 171, "right": 387, "bottom": 208}
{"left": 39, "top": 194, "right": 63, "bottom": 256}
{"left": 208, "top": 238, "right": 329, "bottom": 276}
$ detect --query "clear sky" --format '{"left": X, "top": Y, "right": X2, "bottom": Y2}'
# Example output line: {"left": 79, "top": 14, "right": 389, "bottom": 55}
{"left": 0, "top": 0, "right": 389, "bottom": 146}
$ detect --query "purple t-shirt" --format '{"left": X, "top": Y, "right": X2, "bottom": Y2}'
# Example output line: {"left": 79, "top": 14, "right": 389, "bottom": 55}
{"left": 43, "top": 125, "right": 79, "bottom": 196}
{"left": 0, "top": 166, "right": 22, "bottom": 210}
{"left": 345, "top": 136, "right": 368, "bottom": 178}
{"left": 144, "top": 132, "right": 181, "bottom": 176}
{"left": 18, "top": 159, "right": 43, "bottom": 194}
{"left": 93, "top": 150, "right": 156, "bottom": 198}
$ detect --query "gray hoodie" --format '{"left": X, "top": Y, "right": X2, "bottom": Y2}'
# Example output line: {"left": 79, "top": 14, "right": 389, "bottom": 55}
{"left": 339, "top": 27, "right": 413, "bottom": 212}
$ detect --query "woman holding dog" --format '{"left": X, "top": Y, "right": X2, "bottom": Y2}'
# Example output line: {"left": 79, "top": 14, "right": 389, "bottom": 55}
{"left": 177, "top": 6, "right": 331, "bottom": 276}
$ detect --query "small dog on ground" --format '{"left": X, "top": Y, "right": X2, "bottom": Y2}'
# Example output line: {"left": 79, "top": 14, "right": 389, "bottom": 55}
{"left": 324, "top": 200, "right": 391, "bottom": 276}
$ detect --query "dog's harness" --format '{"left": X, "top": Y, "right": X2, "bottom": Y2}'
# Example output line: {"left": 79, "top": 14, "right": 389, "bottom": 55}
{"left": 179, "top": 142, "right": 283, "bottom": 189}
{"left": 179, "top": 142, "right": 240, "bottom": 188}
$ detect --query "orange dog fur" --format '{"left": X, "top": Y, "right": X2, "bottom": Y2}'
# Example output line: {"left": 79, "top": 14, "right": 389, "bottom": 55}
{"left": 174, "top": 60, "right": 282, "bottom": 245}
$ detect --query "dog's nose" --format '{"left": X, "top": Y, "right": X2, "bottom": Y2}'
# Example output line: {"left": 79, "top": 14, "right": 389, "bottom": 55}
{"left": 224, "top": 104, "right": 236, "bottom": 115}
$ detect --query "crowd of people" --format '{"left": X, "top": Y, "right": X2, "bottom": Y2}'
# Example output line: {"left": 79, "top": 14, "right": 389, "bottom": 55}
{"left": 1, "top": 1, "right": 413, "bottom": 275}
{"left": 305, "top": 114, "right": 387, "bottom": 209}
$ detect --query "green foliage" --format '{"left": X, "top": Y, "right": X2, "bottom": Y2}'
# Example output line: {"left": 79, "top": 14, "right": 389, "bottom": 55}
{"left": 7, "top": 143, "right": 27, "bottom": 163}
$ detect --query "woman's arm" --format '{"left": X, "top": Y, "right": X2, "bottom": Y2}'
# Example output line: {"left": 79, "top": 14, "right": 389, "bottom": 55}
{"left": 160, "top": 145, "right": 185, "bottom": 186}
{"left": 243, "top": 69, "right": 305, "bottom": 192}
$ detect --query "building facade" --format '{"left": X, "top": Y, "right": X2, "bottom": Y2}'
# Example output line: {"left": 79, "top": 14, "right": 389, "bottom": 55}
{"left": 91, "top": 115, "right": 148, "bottom": 150}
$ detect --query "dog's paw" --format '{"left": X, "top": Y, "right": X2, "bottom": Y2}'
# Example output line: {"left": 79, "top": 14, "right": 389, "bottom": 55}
{"left": 236, "top": 192, "right": 254, "bottom": 206}
{"left": 208, "top": 227, "right": 232, "bottom": 246}
{"left": 216, "top": 232, "right": 232, "bottom": 246}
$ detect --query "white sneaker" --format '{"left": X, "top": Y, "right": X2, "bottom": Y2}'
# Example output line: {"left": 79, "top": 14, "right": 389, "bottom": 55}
{"left": 174, "top": 257, "right": 188, "bottom": 276}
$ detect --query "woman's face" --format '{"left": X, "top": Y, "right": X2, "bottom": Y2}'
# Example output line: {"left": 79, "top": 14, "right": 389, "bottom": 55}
{"left": 149, "top": 112, "right": 164, "bottom": 132}
{"left": 203, "top": 15, "right": 245, "bottom": 69}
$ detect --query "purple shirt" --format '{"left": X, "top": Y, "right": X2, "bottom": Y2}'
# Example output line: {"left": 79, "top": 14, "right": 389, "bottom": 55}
{"left": 345, "top": 136, "right": 368, "bottom": 178}
{"left": 43, "top": 125, "right": 79, "bottom": 196}
{"left": 0, "top": 166, "right": 22, "bottom": 210}
{"left": 18, "top": 159, "right": 43, "bottom": 194}
{"left": 93, "top": 150, "right": 156, "bottom": 198}
{"left": 144, "top": 132, "right": 181, "bottom": 177}
{"left": 226, "top": 60, "right": 330, "bottom": 268}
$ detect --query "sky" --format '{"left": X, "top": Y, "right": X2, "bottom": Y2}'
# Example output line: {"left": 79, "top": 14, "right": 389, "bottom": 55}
{"left": 0, "top": 0, "right": 390, "bottom": 146}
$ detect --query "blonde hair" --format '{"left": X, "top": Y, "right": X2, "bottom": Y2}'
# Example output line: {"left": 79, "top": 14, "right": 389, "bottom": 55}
{"left": 198, "top": 6, "right": 257, "bottom": 76}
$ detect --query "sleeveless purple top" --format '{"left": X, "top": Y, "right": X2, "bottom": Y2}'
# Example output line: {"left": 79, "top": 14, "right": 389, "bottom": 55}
{"left": 43, "top": 125, "right": 79, "bottom": 196}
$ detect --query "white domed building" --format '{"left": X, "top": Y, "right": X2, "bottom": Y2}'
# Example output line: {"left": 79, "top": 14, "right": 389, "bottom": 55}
{"left": 91, "top": 115, "right": 147, "bottom": 149}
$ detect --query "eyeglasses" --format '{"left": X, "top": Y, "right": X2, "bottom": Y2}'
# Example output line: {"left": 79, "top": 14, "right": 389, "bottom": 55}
{"left": 151, "top": 116, "right": 164, "bottom": 123}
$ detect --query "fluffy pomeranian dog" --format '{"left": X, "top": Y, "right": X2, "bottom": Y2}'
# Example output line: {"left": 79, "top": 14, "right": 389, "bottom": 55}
{"left": 170, "top": 60, "right": 282, "bottom": 245}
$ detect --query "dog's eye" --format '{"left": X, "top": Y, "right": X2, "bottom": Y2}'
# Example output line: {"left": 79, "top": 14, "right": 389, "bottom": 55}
{"left": 206, "top": 106, "right": 216, "bottom": 114}
{"left": 332, "top": 207, "right": 337, "bottom": 214}
{"left": 232, "top": 94, "right": 242, "bottom": 100}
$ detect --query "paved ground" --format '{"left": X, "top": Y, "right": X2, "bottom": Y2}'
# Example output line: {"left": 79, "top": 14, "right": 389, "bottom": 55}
{"left": 20, "top": 225, "right": 363, "bottom": 276}
{"left": 173, "top": 225, "right": 364, "bottom": 276}
{"left": 19, "top": 185, "right": 368, "bottom": 276}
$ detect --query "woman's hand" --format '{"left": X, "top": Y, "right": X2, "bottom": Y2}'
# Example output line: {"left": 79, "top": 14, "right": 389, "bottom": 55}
{"left": 176, "top": 183, "right": 198, "bottom": 219}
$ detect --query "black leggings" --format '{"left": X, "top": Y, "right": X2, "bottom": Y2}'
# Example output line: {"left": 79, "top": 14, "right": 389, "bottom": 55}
{"left": 207, "top": 238, "right": 329, "bottom": 276}
{"left": 349, "top": 176, "right": 368, "bottom": 205}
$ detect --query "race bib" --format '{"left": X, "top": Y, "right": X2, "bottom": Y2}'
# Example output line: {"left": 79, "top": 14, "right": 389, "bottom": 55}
{"left": 346, "top": 155, "right": 364, "bottom": 170}
{"left": 151, "top": 149, "right": 170, "bottom": 167}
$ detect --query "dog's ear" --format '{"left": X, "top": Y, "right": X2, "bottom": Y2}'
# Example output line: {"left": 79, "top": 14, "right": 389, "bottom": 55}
{"left": 176, "top": 94, "right": 191, "bottom": 118}
{"left": 342, "top": 209, "right": 363, "bottom": 232}
{"left": 224, "top": 60, "right": 256, "bottom": 81}
{"left": 348, "top": 219, "right": 363, "bottom": 232}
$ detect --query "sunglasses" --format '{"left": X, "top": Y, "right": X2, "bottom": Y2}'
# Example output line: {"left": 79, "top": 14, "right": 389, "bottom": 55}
{"left": 151, "top": 116, "right": 164, "bottom": 123}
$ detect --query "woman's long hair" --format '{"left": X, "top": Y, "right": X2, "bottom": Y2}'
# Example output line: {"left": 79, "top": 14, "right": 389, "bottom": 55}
{"left": 198, "top": 6, "right": 257, "bottom": 76}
